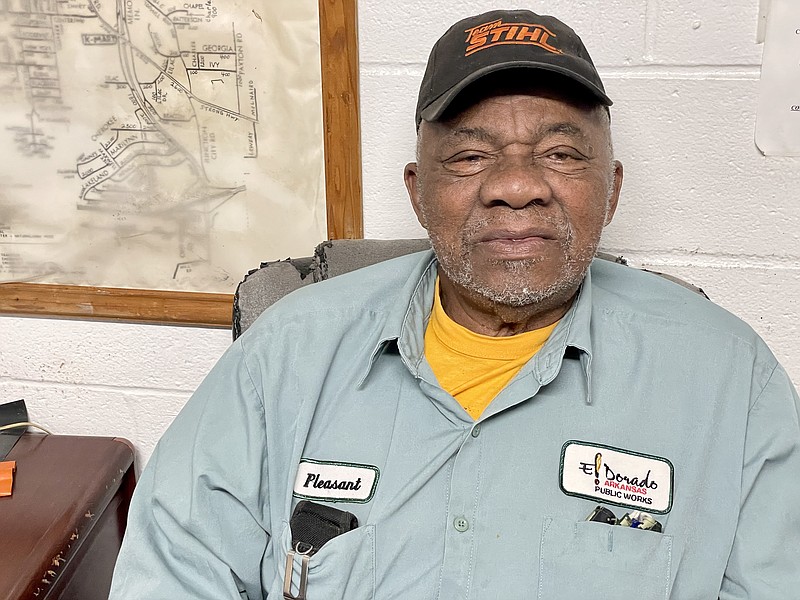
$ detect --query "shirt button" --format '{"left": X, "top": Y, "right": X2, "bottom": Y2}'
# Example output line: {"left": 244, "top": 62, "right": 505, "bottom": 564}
{"left": 454, "top": 517, "right": 469, "bottom": 532}
{"left": 471, "top": 425, "right": 481, "bottom": 438}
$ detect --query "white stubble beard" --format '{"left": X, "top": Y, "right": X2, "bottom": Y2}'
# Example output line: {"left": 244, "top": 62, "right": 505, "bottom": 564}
{"left": 424, "top": 177, "right": 615, "bottom": 308}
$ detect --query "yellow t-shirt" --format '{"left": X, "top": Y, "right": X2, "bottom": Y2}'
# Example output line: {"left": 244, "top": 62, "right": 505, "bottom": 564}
{"left": 424, "top": 280, "right": 558, "bottom": 420}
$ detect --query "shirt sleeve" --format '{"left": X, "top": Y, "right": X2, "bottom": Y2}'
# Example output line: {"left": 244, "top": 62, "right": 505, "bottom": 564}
{"left": 109, "top": 340, "right": 270, "bottom": 600}
{"left": 720, "top": 361, "right": 800, "bottom": 599}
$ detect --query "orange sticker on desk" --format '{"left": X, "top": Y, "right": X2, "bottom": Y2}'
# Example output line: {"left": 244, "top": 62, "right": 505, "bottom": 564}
{"left": 0, "top": 461, "right": 16, "bottom": 497}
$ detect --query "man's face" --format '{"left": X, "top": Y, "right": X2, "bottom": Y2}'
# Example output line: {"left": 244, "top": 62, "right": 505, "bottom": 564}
{"left": 405, "top": 85, "right": 623, "bottom": 314}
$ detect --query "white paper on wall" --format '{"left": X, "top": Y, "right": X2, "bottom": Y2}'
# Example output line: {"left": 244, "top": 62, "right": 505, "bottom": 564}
{"left": 0, "top": 0, "right": 326, "bottom": 293}
{"left": 755, "top": 0, "right": 800, "bottom": 156}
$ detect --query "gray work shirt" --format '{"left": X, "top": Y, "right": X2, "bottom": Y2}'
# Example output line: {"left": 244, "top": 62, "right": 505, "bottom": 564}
{"left": 110, "top": 251, "right": 800, "bottom": 599}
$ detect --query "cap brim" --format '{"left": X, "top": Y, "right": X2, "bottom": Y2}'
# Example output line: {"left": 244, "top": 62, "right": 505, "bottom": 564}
{"left": 419, "top": 61, "right": 612, "bottom": 124}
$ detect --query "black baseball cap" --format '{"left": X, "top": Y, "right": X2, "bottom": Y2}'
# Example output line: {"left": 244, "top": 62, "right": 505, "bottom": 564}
{"left": 416, "top": 9, "right": 611, "bottom": 128}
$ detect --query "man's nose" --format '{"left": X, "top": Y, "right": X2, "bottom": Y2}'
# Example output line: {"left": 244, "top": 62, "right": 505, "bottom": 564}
{"left": 478, "top": 157, "right": 552, "bottom": 209}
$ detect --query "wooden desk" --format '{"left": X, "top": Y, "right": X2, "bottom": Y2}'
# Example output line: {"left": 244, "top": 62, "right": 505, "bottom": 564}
{"left": 0, "top": 434, "right": 135, "bottom": 600}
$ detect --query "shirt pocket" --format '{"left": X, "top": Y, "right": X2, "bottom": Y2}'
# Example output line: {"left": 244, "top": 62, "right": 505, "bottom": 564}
{"left": 268, "top": 520, "right": 376, "bottom": 600}
{"left": 537, "top": 516, "right": 673, "bottom": 600}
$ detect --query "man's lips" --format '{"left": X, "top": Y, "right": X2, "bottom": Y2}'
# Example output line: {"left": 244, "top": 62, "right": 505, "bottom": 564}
{"left": 474, "top": 228, "right": 560, "bottom": 257}
{"left": 476, "top": 227, "right": 558, "bottom": 243}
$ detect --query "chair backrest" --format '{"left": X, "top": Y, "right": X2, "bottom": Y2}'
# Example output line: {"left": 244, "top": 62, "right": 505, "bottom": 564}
{"left": 232, "top": 239, "right": 431, "bottom": 339}
{"left": 232, "top": 239, "right": 707, "bottom": 340}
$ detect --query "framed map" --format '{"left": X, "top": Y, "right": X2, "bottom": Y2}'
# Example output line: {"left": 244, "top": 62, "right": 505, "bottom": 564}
{"left": 0, "top": 0, "right": 361, "bottom": 326}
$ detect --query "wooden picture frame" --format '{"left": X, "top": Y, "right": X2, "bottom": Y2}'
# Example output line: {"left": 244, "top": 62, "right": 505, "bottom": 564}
{"left": 0, "top": 0, "right": 362, "bottom": 329}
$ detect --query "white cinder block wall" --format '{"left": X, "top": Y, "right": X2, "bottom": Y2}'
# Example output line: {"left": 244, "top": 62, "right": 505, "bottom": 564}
{"left": 0, "top": 0, "right": 797, "bottom": 469}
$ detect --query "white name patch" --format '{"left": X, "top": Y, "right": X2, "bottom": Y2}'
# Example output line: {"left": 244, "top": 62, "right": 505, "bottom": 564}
{"left": 293, "top": 459, "right": 379, "bottom": 503}
{"left": 560, "top": 441, "right": 674, "bottom": 514}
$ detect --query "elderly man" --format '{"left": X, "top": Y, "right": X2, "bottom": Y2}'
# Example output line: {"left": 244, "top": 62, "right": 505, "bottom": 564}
{"left": 110, "top": 9, "right": 800, "bottom": 600}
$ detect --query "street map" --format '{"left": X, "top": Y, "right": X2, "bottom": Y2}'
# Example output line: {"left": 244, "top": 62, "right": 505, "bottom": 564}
{"left": 0, "top": 0, "right": 326, "bottom": 292}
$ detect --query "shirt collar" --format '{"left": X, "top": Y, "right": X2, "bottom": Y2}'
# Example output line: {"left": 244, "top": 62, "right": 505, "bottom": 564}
{"left": 357, "top": 251, "right": 438, "bottom": 385}
{"left": 533, "top": 266, "right": 594, "bottom": 383}
{"left": 358, "top": 251, "right": 596, "bottom": 393}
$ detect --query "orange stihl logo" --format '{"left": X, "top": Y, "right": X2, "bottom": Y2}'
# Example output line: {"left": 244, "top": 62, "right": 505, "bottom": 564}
{"left": 464, "top": 19, "right": 562, "bottom": 57}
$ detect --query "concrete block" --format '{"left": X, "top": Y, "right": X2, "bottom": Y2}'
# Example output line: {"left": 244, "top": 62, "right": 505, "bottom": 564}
{"left": 649, "top": 0, "right": 763, "bottom": 65}
{"left": 601, "top": 77, "right": 800, "bottom": 258}
{"left": 0, "top": 317, "right": 231, "bottom": 391}
{"left": 365, "top": 201, "right": 428, "bottom": 240}
{"left": 359, "top": 68, "right": 426, "bottom": 238}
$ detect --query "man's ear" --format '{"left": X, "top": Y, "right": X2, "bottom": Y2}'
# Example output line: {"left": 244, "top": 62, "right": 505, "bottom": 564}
{"left": 604, "top": 160, "right": 623, "bottom": 226}
{"left": 404, "top": 162, "right": 426, "bottom": 228}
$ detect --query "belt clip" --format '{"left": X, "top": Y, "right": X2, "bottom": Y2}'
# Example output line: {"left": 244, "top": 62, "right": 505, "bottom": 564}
{"left": 283, "top": 542, "right": 312, "bottom": 600}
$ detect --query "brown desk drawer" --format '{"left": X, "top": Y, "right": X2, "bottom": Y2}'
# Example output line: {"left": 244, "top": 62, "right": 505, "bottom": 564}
{"left": 0, "top": 434, "right": 135, "bottom": 600}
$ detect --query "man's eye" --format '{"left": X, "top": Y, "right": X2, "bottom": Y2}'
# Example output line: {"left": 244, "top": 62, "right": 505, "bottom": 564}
{"left": 539, "top": 148, "right": 591, "bottom": 172}
{"left": 546, "top": 151, "right": 578, "bottom": 162}
{"left": 454, "top": 153, "right": 484, "bottom": 163}
{"left": 443, "top": 152, "right": 490, "bottom": 173}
